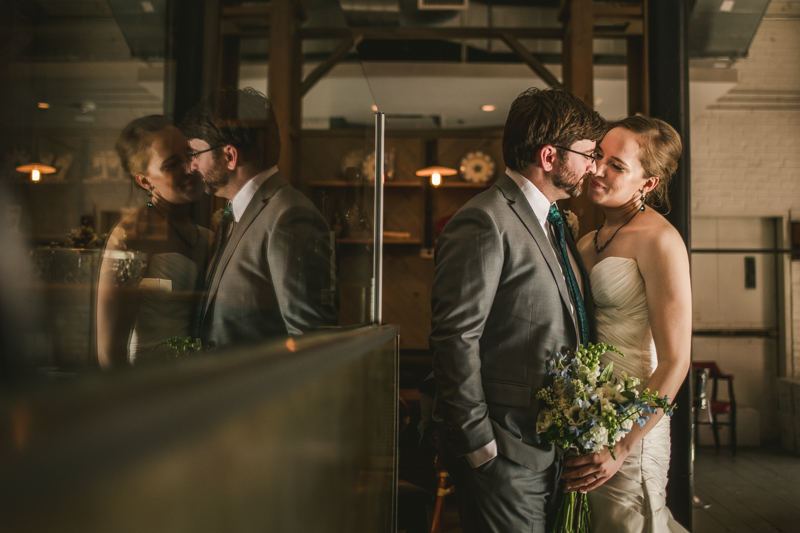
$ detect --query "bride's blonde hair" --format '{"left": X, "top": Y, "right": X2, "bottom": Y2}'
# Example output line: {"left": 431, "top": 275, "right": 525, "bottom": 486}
{"left": 610, "top": 116, "right": 682, "bottom": 213}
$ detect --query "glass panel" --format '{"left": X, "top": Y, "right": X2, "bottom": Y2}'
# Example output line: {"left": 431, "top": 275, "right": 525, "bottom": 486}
{"left": 1, "top": 0, "right": 170, "bottom": 375}
{"left": 300, "top": 0, "right": 379, "bottom": 327}
{"left": 0, "top": 0, "right": 380, "bottom": 380}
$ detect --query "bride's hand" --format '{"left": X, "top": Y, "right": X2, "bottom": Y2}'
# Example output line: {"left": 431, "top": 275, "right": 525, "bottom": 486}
{"left": 561, "top": 448, "right": 628, "bottom": 492}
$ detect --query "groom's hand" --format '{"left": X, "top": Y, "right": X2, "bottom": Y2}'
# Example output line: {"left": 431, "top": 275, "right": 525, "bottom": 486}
{"left": 561, "top": 448, "right": 628, "bottom": 492}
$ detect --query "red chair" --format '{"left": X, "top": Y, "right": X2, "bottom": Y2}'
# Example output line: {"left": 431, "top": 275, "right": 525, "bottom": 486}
{"left": 692, "top": 361, "right": 737, "bottom": 455}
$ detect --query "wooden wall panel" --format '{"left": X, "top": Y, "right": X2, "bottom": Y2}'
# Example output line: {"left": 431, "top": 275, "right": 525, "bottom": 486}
{"left": 298, "top": 130, "right": 504, "bottom": 350}
{"left": 382, "top": 250, "right": 434, "bottom": 350}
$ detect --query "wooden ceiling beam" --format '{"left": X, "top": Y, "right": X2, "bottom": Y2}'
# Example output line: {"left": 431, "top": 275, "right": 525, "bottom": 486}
{"left": 500, "top": 34, "right": 561, "bottom": 88}
{"left": 301, "top": 35, "right": 364, "bottom": 96}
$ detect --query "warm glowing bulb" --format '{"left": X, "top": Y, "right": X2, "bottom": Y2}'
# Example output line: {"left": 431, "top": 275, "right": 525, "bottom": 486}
{"left": 481, "top": 104, "right": 495, "bottom": 112}
{"left": 371, "top": 105, "right": 378, "bottom": 111}
{"left": 431, "top": 172, "right": 441, "bottom": 187}
{"left": 31, "top": 170, "right": 41, "bottom": 182}
{"left": 37, "top": 102, "right": 50, "bottom": 109}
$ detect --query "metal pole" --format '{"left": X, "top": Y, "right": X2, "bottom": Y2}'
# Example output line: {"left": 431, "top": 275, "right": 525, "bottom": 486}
{"left": 648, "top": 0, "right": 692, "bottom": 528}
{"left": 373, "top": 112, "right": 385, "bottom": 325}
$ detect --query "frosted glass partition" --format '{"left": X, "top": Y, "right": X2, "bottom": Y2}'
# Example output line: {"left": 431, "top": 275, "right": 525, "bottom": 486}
{"left": 0, "top": 326, "right": 398, "bottom": 532}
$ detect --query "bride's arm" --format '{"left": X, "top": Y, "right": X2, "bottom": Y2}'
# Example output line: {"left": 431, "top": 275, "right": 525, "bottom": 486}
{"left": 563, "top": 225, "right": 692, "bottom": 491}
{"left": 97, "top": 227, "right": 142, "bottom": 369}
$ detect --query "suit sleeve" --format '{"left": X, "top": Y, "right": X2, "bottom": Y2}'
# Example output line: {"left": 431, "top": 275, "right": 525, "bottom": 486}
{"left": 430, "top": 205, "right": 504, "bottom": 457}
{"left": 267, "top": 203, "right": 339, "bottom": 335}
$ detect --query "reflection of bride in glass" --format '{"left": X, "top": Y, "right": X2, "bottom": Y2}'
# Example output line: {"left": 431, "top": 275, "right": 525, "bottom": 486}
{"left": 96, "top": 116, "right": 211, "bottom": 368}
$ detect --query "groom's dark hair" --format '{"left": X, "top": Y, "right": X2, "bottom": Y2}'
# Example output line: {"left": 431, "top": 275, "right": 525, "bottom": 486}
{"left": 503, "top": 87, "right": 606, "bottom": 173}
{"left": 180, "top": 87, "right": 280, "bottom": 169}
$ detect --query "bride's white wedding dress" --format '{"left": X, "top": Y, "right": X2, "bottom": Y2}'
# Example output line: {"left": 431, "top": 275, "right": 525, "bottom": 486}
{"left": 128, "top": 253, "right": 200, "bottom": 364}
{"left": 587, "top": 256, "right": 688, "bottom": 533}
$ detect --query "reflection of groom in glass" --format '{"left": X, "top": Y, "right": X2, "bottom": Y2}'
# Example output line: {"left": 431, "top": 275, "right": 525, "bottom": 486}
{"left": 182, "top": 88, "right": 337, "bottom": 349}
{"left": 429, "top": 88, "right": 605, "bottom": 533}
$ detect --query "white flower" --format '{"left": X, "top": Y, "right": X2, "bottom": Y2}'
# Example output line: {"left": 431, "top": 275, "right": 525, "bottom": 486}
{"left": 586, "top": 424, "right": 609, "bottom": 447}
{"left": 601, "top": 382, "right": 625, "bottom": 403}
{"left": 566, "top": 404, "right": 585, "bottom": 426}
{"left": 537, "top": 409, "right": 554, "bottom": 433}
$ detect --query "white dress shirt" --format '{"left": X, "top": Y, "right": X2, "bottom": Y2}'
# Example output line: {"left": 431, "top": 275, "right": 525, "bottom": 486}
{"left": 230, "top": 165, "right": 279, "bottom": 222}
{"left": 464, "top": 169, "right": 585, "bottom": 468}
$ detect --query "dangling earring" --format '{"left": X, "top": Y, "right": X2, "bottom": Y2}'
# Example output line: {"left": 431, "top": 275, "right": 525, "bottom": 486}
{"left": 639, "top": 190, "right": 646, "bottom": 211}
{"left": 147, "top": 187, "right": 154, "bottom": 208}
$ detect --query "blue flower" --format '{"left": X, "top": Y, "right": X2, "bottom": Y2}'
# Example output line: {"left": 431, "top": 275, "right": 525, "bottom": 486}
{"left": 590, "top": 394, "right": 599, "bottom": 403}
{"left": 568, "top": 425, "right": 580, "bottom": 435}
{"left": 582, "top": 440, "right": 595, "bottom": 449}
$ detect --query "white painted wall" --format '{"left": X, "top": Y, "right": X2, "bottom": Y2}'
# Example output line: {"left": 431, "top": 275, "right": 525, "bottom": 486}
{"left": 690, "top": 0, "right": 800, "bottom": 444}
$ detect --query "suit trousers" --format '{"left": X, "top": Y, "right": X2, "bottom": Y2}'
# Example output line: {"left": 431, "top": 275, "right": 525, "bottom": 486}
{"left": 444, "top": 451, "right": 563, "bottom": 533}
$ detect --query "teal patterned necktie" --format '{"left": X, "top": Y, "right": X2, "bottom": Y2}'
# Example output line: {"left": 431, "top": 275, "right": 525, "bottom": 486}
{"left": 192, "top": 203, "right": 234, "bottom": 338}
{"left": 547, "top": 205, "right": 590, "bottom": 346}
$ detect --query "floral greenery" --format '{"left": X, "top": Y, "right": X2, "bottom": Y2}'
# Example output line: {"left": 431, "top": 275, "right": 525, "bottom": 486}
{"left": 562, "top": 210, "right": 580, "bottom": 241}
{"left": 536, "top": 342, "right": 676, "bottom": 533}
{"left": 152, "top": 337, "right": 202, "bottom": 357}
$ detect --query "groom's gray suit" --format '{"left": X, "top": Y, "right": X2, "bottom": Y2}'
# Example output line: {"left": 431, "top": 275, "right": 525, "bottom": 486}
{"left": 200, "top": 171, "right": 338, "bottom": 349}
{"left": 430, "top": 173, "right": 596, "bottom": 532}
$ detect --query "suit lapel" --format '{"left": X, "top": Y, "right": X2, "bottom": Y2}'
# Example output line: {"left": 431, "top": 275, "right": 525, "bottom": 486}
{"left": 202, "top": 172, "right": 288, "bottom": 321}
{"left": 495, "top": 174, "right": 573, "bottom": 314}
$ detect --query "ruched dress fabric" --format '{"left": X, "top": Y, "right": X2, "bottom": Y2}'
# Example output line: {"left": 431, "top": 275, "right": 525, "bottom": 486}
{"left": 128, "top": 253, "right": 200, "bottom": 364}
{"left": 587, "top": 257, "right": 687, "bottom": 533}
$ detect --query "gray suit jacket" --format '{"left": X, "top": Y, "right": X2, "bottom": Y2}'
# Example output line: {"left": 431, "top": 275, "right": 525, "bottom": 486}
{"left": 200, "top": 172, "right": 338, "bottom": 348}
{"left": 430, "top": 173, "right": 596, "bottom": 472}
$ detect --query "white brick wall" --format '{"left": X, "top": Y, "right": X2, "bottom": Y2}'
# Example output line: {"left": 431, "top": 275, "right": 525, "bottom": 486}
{"left": 691, "top": 1, "right": 800, "bottom": 380}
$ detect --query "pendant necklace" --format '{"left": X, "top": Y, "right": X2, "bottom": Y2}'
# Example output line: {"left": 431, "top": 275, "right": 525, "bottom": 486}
{"left": 168, "top": 219, "right": 200, "bottom": 249}
{"left": 151, "top": 204, "right": 200, "bottom": 248}
{"left": 593, "top": 208, "right": 641, "bottom": 253}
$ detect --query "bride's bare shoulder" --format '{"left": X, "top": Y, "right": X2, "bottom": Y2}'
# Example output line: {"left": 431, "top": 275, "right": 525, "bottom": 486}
{"left": 638, "top": 210, "right": 688, "bottom": 263}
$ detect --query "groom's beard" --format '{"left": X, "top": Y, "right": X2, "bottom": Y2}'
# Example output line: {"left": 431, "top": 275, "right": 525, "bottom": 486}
{"left": 201, "top": 157, "right": 231, "bottom": 195}
{"left": 552, "top": 165, "right": 589, "bottom": 198}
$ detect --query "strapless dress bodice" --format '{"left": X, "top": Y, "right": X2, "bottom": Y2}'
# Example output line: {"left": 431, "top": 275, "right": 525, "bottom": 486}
{"left": 590, "top": 256, "right": 657, "bottom": 381}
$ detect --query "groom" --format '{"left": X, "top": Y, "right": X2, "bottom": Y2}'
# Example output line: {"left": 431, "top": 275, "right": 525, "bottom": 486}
{"left": 430, "top": 87, "right": 605, "bottom": 532}
{"left": 182, "top": 88, "right": 338, "bottom": 349}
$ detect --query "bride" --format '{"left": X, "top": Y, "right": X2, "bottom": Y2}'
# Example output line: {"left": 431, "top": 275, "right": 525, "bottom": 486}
{"left": 561, "top": 116, "right": 692, "bottom": 532}
{"left": 96, "top": 116, "right": 211, "bottom": 368}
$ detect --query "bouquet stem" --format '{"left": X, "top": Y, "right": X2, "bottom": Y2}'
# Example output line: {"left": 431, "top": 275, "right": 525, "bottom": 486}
{"left": 551, "top": 489, "right": 591, "bottom": 533}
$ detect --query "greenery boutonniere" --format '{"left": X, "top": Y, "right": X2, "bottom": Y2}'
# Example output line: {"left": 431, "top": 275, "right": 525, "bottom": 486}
{"left": 563, "top": 209, "right": 580, "bottom": 240}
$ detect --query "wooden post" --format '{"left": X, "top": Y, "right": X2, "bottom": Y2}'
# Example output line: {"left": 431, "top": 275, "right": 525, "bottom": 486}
{"left": 562, "top": 0, "right": 594, "bottom": 106}
{"left": 268, "top": 0, "right": 302, "bottom": 184}
{"left": 561, "top": 0, "right": 601, "bottom": 236}
{"left": 627, "top": 34, "right": 648, "bottom": 116}
{"left": 648, "top": 0, "right": 693, "bottom": 528}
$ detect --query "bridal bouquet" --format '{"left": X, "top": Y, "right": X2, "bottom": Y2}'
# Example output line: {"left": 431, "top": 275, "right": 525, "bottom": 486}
{"left": 536, "top": 342, "right": 675, "bottom": 533}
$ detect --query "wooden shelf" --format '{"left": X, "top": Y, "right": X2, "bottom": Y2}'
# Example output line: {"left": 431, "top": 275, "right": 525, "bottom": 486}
{"left": 338, "top": 237, "right": 421, "bottom": 245}
{"left": 436, "top": 181, "right": 494, "bottom": 188}
{"left": 309, "top": 180, "right": 422, "bottom": 188}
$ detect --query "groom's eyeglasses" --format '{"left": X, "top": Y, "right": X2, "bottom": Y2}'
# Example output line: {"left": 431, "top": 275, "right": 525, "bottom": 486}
{"left": 188, "top": 145, "right": 225, "bottom": 161}
{"left": 554, "top": 145, "right": 598, "bottom": 163}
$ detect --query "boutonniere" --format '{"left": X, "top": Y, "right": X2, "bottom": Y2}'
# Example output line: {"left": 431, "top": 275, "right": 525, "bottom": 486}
{"left": 563, "top": 210, "right": 579, "bottom": 240}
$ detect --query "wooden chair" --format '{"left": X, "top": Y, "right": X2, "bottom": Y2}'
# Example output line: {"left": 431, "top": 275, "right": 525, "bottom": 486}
{"left": 692, "top": 361, "right": 737, "bottom": 455}
{"left": 430, "top": 457, "right": 455, "bottom": 533}
{"left": 692, "top": 366, "right": 712, "bottom": 448}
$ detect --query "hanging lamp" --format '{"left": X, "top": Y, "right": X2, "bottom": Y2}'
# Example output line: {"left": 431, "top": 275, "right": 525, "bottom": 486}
{"left": 415, "top": 165, "right": 457, "bottom": 188}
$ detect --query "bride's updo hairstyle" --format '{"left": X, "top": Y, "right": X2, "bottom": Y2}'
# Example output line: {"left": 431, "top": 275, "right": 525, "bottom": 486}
{"left": 116, "top": 115, "right": 173, "bottom": 182}
{"left": 610, "top": 116, "right": 682, "bottom": 213}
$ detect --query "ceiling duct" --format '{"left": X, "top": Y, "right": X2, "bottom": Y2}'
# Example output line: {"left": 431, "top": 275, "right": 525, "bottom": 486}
{"left": 689, "top": 0, "right": 770, "bottom": 59}
{"left": 106, "top": 0, "right": 166, "bottom": 59}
